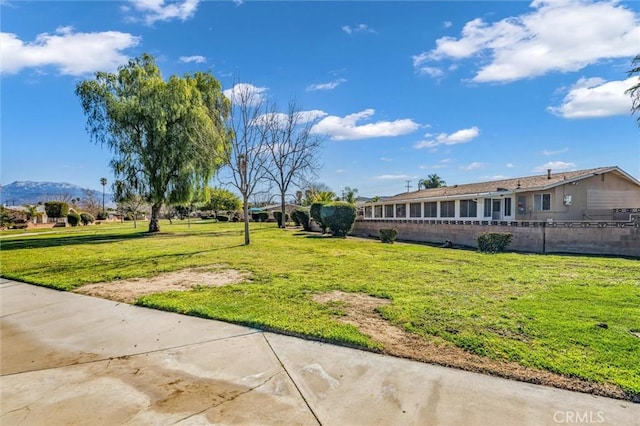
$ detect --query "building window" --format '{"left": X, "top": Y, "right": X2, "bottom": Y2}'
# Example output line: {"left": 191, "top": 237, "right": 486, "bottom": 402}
{"left": 533, "top": 193, "right": 551, "bottom": 211}
{"left": 460, "top": 199, "right": 477, "bottom": 217}
{"left": 409, "top": 202, "right": 421, "bottom": 218}
{"left": 483, "top": 198, "right": 492, "bottom": 217}
{"left": 517, "top": 196, "right": 527, "bottom": 214}
{"left": 424, "top": 202, "right": 437, "bottom": 217}
{"left": 384, "top": 204, "right": 394, "bottom": 218}
{"left": 374, "top": 205, "right": 383, "bottom": 218}
{"left": 396, "top": 204, "right": 406, "bottom": 218}
{"left": 504, "top": 198, "right": 512, "bottom": 216}
{"left": 440, "top": 200, "right": 455, "bottom": 218}
{"left": 364, "top": 206, "right": 372, "bottom": 218}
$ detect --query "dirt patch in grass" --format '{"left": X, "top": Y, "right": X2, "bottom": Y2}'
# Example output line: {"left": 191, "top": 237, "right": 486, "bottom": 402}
{"left": 74, "top": 267, "right": 248, "bottom": 304}
{"left": 313, "top": 290, "right": 628, "bottom": 401}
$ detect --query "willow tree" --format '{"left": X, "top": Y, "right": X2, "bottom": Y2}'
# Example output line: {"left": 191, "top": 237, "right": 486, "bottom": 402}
{"left": 76, "top": 54, "right": 230, "bottom": 232}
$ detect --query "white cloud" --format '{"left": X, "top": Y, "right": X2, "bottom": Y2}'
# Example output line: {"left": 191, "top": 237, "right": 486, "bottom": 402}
{"left": 128, "top": 0, "right": 200, "bottom": 25}
{"left": 413, "top": 0, "right": 640, "bottom": 83}
{"left": 533, "top": 161, "right": 576, "bottom": 172}
{"left": 380, "top": 157, "right": 393, "bottom": 162}
{"left": 233, "top": 0, "right": 244, "bottom": 5}
{"left": 375, "top": 174, "right": 414, "bottom": 180}
{"left": 460, "top": 162, "right": 486, "bottom": 171}
{"left": 255, "top": 110, "right": 328, "bottom": 127}
{"left": 0, "top": 27, "right": 139, "bottom": 76}
{"left": 547, "top": 77, "right": 635, "bottom": 118}
{"left": 506, "top": 163, "right": 515, "bottom": 168}
{"left": 419, "top": 158, "right": 451, "bottom": 170}
{"left": 416, "top": 66, "right": 444, "bottom": 78}
{"left": 223, "top": 83, "right": 268, "bottom": 106}
{"left": 414, "top": 126, "right": 480, "bottom": 149}
{"left": 311, "top": 109, "right": 420, "bottom": 141}
{"left": 542, "top": 147, "right": 569, "bottom": 156}
{"left": 342, "top": 24, "right": 377, "bottom": 35}
{"left": 179, "top": 55, "right": 206, "bottom": 63}
{"left": 443, "top": 21, "right": 453, "bottom": 29}
{"left": 306, "top": 78, "right": 347, "bottom": 91}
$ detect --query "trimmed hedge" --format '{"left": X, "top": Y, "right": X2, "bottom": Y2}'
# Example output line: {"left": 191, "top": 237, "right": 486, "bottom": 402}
{"left": 310, "top": 202, "right": 327, "bottom": 233}
{"left": 67, "top": 212, "right": 81, "bottom": 227}
{"left": 292, "top": 207, "right": 311, "bottom": 231}
{"left": 477, "top": 232, "right": 513, "bottom": 253}
{"left": 251, "top": 211, "right": 269, "bottom": 222}
{"left": 379, "top": 228, "right": 398, "bottom": 244}
{"left": 320, "top": 202, "right": 356, "bottom": 237}
{"left": 273, "top": 211, "right": 289, "bottom": 227}
{"left": 217, "top": 215, "right": 230, "bottom": 222}
{"left": 44, "top": 201, "right": 69, "bottom": 219}
{"left": 80, "top": 212, "right": 95, "bottom": 226}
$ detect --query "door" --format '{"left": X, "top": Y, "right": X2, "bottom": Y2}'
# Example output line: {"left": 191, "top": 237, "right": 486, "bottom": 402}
{"left": 492, "top": 200, "right": 501, "bottom": 220}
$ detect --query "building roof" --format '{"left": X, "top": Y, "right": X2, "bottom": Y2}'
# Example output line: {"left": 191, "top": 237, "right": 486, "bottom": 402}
{"left": 378, "top": 166, "right": 640, "bottom": 203}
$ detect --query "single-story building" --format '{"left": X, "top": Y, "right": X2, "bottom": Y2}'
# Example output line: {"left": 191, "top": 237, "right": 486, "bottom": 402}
{"left": 363, "top": 166, "right": 640, "bottom": 222}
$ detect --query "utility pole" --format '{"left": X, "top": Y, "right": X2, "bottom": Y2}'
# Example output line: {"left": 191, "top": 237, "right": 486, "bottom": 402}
{"left": 405, "top": 180, "right": 412, "bottom": 193}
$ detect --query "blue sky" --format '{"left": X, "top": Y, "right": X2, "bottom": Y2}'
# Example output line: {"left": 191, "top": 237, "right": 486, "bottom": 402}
{"left": 1, "top": 0, "right": 639, "bottom": 197}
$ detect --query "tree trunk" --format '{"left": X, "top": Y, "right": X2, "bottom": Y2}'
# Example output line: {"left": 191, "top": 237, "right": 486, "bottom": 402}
{"left": 280, "top": 193, "right": 286, "bottom": 228}
{"left": 149, "top": 203, "right": 161, "bottom": 233}
{"left": 243, "top": 195, "right": 250, "bottom": 245}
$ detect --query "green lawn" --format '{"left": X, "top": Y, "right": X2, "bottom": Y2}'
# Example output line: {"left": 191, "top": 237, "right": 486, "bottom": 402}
{"left": 1, "top": 220, "right": 639, "bottom": 397}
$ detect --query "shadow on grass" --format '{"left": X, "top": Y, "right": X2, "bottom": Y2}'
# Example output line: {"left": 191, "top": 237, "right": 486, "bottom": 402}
{"left": 0, "top": 232, "right": 153, "bottom": 251}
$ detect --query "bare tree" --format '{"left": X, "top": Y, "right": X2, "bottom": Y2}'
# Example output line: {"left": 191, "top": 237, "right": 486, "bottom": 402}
{"left": 222, "top": 83, "right": 271, "bottom": 245}
{"left": 627, "top": 54, "right": 640, "bottom": 127}
{"left": 262, "top": 101, "right": 324, "bottom": 227}
{"left": 79, "top": 189, "right": 101, "bottom": 216}
{"left": 116, "top": 193, "right": 148, "bottom": 229}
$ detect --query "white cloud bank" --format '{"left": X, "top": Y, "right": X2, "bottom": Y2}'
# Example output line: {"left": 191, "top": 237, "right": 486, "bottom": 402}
{"left": 0, "top": 26, "right": 139, "bottom": 76}
{"left": 128, "top": 0, "right": 200, "bottom": 25}
{"left": 547, "top": 77, "right": 635, "bottom": 118}
{"left": 179, "top": 55, "right": 206, "bottom": 63}
{"left": 413, "top": 0, "right": 639, "bottom": 83}
{"left": 306, "top": 78, "right": 347, "bottom": 91}
{"left": 342, "top": 24, "right": 377, "bottom": 35}
{"left": 311, "top": 109, "right": 419, "bottom": 141}
{"left": 534, "top": 161, "right": 576, "bottom": 172}
{"left": 414, "top": 126, "right": 480, "bottom": 149}
{"left": 223, "top": 83, "right": 268, "bottom": 106}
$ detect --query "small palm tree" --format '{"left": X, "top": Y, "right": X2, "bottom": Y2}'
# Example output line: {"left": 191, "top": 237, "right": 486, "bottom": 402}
{"left": 100, "top": 177, "right": 107, "bottom": 214}
{"left": 418, "top": 174, "right": 446, "bottom": 189}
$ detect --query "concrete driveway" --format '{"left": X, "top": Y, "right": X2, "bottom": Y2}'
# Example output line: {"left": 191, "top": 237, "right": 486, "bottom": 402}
{"left": 1, "top": 279, "right": 637, "bottom": 425}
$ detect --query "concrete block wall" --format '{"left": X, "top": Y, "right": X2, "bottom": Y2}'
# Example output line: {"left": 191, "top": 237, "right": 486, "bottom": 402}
{"left": 351, "top": 220, "right": 639, "bottom": 257}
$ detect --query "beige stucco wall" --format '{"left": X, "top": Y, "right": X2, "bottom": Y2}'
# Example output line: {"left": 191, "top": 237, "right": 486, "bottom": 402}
{"left": 351, "top": 220, "right": 640, "bottom": 257}
{"left": 515, "top": 171, "right": 640, "bottom": 221}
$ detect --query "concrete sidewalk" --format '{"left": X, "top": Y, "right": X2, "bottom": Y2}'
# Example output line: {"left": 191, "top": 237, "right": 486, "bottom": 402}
{"left": 1, "top": 279, "right": 637, "bottom": 425}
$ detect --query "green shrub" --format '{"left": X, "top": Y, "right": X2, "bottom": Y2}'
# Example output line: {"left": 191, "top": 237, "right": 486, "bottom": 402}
{"left": 217, "top": 215, "right": 229, "bottom": 222}
{"left": 477, "top": 232, "right": 513, "bottom": 253}
{"left": 96, "top": 211, "right": 108, "bottom": 220}
{"left": 44, "top": 201, "right": 69, "bottom": 219}
{"left": 310, "top": 202, "right": 327, "bottom": 233}
{"left": 67, "top": 212, "right": 81, "bottom": 227}
{"left": 292, "top": 207, "right": 311, "bottom": 231}
{"left": 379, "top": 228, "right": 398, "bottom": 244}
{"left": 80, "top": 212, "right": 95, "bottom": 226}
{"left": 320, "top": 201, "right": 356, "bottom": 237}
{"left": 273, "top": 211, "right": 289, "bottom": 227}
{"left": 251, "top": 211, "right": 269, "bottom": 222}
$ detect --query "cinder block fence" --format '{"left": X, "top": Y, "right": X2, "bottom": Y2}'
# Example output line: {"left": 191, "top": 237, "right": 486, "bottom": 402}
{"left": 351, "top": 219, "right": 640, "bottom": 257}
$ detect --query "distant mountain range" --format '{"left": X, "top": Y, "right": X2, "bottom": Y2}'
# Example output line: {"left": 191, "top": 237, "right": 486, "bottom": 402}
{"left": 0, "top": 181, "right": 112, "bottom": 206}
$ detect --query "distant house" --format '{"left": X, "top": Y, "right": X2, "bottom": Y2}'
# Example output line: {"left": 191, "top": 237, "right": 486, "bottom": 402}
{"left": 363, "top": 166, "right": 640, "bottom": 222}
{"left": 4, "top": 205, "right": 49, "bottom": 224}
